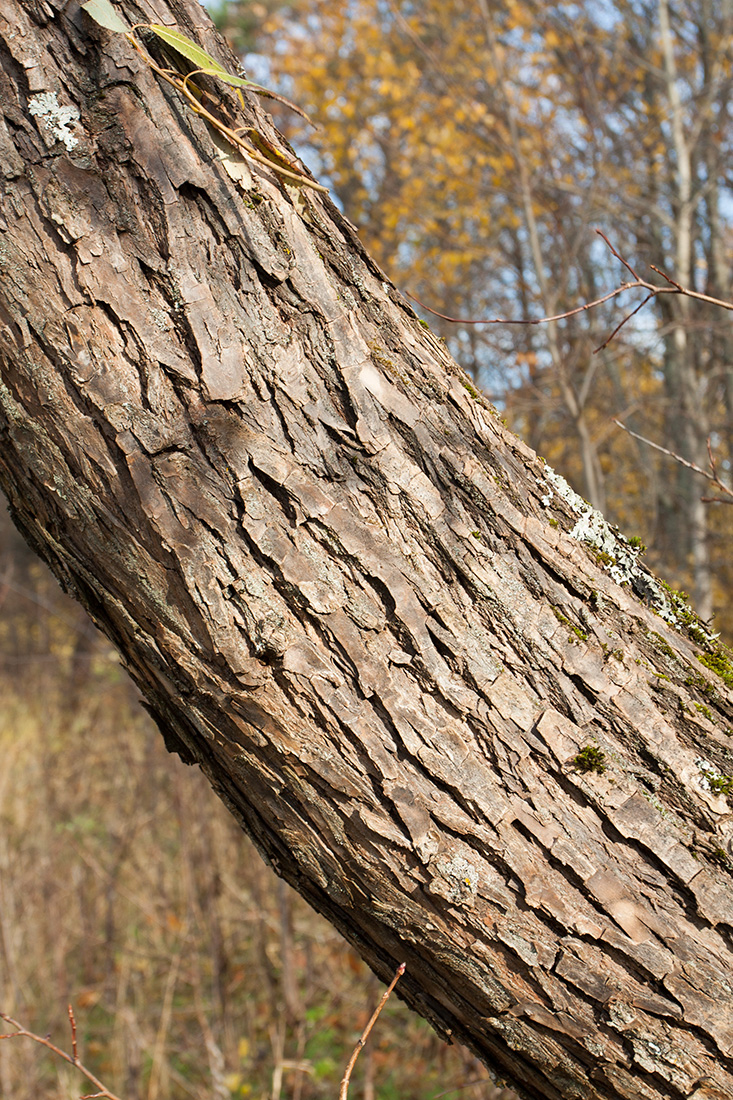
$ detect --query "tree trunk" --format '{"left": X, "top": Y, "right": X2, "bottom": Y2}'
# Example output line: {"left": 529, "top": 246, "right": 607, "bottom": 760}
{"left": 1, "top": 3, "right": 733, "bottom": 1098}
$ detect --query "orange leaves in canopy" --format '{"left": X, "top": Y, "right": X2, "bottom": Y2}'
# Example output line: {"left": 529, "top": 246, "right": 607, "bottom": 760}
{"left": 261, "top": 0, "right": 530, "bottom": 290}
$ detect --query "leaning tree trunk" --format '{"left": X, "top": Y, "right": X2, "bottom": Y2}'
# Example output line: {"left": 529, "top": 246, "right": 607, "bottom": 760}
{"left": 1, "top": 3, "right": 732, "bottom": 1098}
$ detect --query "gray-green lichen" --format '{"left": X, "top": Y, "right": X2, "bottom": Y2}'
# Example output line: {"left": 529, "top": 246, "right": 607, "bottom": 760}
{"left": 539, "top": 463, "right": 718, "bottom": 644}
{"left": 430, "top": 854, "right": 479, "bottom": 904}
{"left": 28, "top": 92, "right": 80, "bottom": 151}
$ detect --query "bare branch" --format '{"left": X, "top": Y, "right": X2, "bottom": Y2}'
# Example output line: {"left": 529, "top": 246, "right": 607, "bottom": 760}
{"left": 595, "top": 229, "right": 641, "bottom": 279}
{"left": 407, "top": 230, "right": 733, "bottom": 352}
{"left": 0, "top": 1012, "right": 124, "bottom": 1100}
{"left": 594, "top": 293, "right": 655, "bottom": 352}
{"left": 68, "top": 1004, "right": 78, "bottom": 1064}
{"left": 613, "top": 421, "right": 733, "bottom": 504}
{"left": 406, "top": 279, "right": 634, "bottom": 328}
{"left": 649, "top": 263, "right": 684, "bottom": 291}
{"left": 338, "top": 963, "right": 405, "bottom": 1100}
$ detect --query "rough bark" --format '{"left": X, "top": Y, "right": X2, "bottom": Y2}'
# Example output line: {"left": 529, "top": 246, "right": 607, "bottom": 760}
{"left": 1, "top": 2, "right": 733, "bottom": 1098}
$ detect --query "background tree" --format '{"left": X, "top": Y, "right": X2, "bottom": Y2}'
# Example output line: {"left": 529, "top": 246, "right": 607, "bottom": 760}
{"left": 2, "top": 2, "right": 733, "bottom": 1099}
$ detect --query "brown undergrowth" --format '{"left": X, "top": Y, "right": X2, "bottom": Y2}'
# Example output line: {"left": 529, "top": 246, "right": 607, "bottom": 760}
{"left": 0, "top": 510, "right": 515, "bottom": 1100}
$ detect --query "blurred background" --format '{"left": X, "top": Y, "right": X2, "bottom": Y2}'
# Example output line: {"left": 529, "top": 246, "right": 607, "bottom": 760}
{"left": 3, "top": 0, "right": 733, "bottom": 1096}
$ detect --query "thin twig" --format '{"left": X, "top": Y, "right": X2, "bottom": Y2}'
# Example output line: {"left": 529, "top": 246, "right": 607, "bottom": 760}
{"left": 613, "top": 420, "right": 714, "bottom": 479}
{"left": 593, "top": 293, "right": 655, "bottom": 352}
{"left": 406, "top": 281, "right": 629, "bottom": 327}
{"left": 407, "top": 230, "right": 733, "bottom": 352}
{"left": 597, "top": 230, "right": 641, "bottom": 280}
{"left": 338, "top": 963, "right": 406, "bottom": 1100}
{"left": 68, "top": 1004, "right": 78, "bottom": 1063}
{"left": 0, "top": 1012, "right": 124, "bottom": 1100}
{"left": 613, "top": 420, "right": 733, "bottom": 503}
{"left": 649, "top": 262, "right": 684, "bottom": 291}
{"left": 247, "top": 85, "right": 318, "bottom": 126}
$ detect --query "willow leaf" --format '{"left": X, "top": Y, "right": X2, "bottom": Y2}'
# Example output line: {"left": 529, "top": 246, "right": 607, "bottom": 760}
{"left": 81, "top": 0, "right": 129, "bottom": 33}
{"left": 146, "top": 25, "right": 257, "bottom": 87}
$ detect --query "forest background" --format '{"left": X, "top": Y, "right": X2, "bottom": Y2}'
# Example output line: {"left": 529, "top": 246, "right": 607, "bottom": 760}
{"left": 1, "top": 0, "right": 732, "bottom": 1097}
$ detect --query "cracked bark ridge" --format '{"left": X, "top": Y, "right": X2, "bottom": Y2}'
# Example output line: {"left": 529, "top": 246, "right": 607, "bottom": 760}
{"left": 1, "top": 2, "right": 732, "bottom": 1098}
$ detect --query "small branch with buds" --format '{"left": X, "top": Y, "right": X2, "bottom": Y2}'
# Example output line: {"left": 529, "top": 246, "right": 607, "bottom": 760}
{"left": 3, "top": 966, "right": 408, "bottom": 1100}
{"left": 408, "top": 230, "right": 733, "bottom": 353}
{"left": 0, "top": 1007, "right": 124, "bottom": 1100}
{"left": 339, "top": 962, "right": 406, "bottom": 1100}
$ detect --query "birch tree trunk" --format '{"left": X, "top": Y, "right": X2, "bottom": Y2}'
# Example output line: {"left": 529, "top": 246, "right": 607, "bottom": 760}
{"left": 1, "top": 2, "right": 733, "bottom": 1098}
{"left": 656, "top": 0, "right": 713, "bottom": 623}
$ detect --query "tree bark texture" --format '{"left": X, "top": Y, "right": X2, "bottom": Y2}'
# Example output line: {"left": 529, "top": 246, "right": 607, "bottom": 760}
{"left": 1, "top": 3, "right": 733, "bottom": 1098}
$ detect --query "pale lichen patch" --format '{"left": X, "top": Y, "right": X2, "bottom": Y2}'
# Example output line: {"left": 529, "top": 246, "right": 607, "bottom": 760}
{"left": 538, "top": 463, "right": 720, "bottom": 644}
{"left": 428, "top": 853, "right": 480, "bottom": 906}
{"left": 28, "top": 92, "right": 80, "bottom": 151}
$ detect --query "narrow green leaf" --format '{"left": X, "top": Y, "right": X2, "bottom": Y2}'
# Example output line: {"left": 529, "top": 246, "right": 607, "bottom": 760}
{"left": 81, "top": 0, "right": 129, "bottom": 34}
{"left": 217, "top": 69, "right": 259, "bottom": 89}
{"left": 191, "top": 67, "right": 258, "bottom": 90}
{"left": 146, "top": 25, "right": 257, "bottom": 87}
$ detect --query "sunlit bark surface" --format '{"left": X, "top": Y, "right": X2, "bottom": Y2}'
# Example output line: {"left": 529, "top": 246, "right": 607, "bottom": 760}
{"left": 1, "top": 3, "right": 732, "bottom": 1097}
